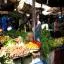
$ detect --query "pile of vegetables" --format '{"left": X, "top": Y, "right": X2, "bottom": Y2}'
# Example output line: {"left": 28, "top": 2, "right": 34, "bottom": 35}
{"left": 40, "top": 29, "right": 51, "bottom": 58}
{"left": 4, "top": 30, "right": 27, "bottom": 40}
{"left": 0, "top": 35, "right": 30, "bottom": 59}
{"left": 40, "top": 28, "right": 64, "bottom": 58}
{"left": 0, "top": 54, "right": 14, "bottom": 64}
{"left": 25, "top": 41, "right": 40, "bottom": 53}
{"left": 1, "top": 29, "right": 64, "bottom": 63}
{"left": 0, "top": 47, "right": 14, "bottom": 64}
{"left": 49, "top": 37, "right": 64, "bottom": 48}
{"left": 0, "top": 33, "right": 41, "bottom": 59}
{"left": 7, "top": 45, "right": 29, "bottom": 59}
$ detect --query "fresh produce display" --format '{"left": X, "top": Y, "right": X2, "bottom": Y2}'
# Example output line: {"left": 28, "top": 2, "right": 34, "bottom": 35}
{"left": 49, "top": 37, "right": 64, "bottom": 48}
{"left": 0, "top": 45, "right": 29, "bottom": 59}
{"left": 7, "top": 45, "right": 29, "bottom": 59}
{"left": 0, "top": 35, "right": 30, "bottom": 59}
{"left": 40, "top": 28, "right": 64, "bottom": 58}
{"left": 25, "top": 42, "right": 40, "bottom": 53}
{"left": 0, "top": 36, "right": 15, "bottom": 46}
{"left": 0, "top": 47, "right": 7, "bottom": 57}
{"left": 4, "top": 39, "right": 16, "bottom": 47}
{"left": 0, "top": 47, "right": 14, "bottom": 64}
{"left": 0, "top": 36, "right": 9, "bottom": 43}
{"left": 32, "top": 40, "right": 41, "bottom": 48}
{"left": 4, "top": 30, "right": 28, "bottom": 40}
{"left": 0, "top": 29, "right": 64, "bottom": 63}
{"left": 40, "top": 29, "right": 50, "bottom": 58}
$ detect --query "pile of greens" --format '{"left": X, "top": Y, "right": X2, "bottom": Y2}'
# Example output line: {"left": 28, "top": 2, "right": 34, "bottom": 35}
{"left": 40, "top": 28, "right": 64, "bottom": 58}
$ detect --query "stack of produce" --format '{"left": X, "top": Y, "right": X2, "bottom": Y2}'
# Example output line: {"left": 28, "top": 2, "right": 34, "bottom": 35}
{"left": 0, "top": 36, "right": 14, "bottom": 47}
{"left": 0, "top": 35, "right": 30, "bottom": 59}
{"left": 0, "top": 47, "right": 7, "bottom": 57}
{"left": 40, "top": 28, "right": 64, "bottom": 58}
{"left": 7, "top": 45, "right": 29, "bottom": 59}
{"left": 40, "top": 28, "right": 52, "bottom": 58}
{"left": 0, "top": 47, "right": 14, "bottom": 64}
{"left": 32, "top": 40, "right": 41, "bottom": 48}
{"left": 49, "top": 37, "right": 64, "bottom": 48}
{"left": 0, "top": 36, "right": 8, "bottom": 43}
{"left": 25, "top": 41, "right": 41, "bottom": 53}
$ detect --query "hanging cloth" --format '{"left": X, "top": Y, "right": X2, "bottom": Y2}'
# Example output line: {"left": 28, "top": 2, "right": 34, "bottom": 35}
{"left": 1, "top": 16, "right": 7, "bottom": 31}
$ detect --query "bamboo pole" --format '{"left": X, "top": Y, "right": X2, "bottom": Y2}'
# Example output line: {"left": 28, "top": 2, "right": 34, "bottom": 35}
{"left": 32, "top": 0, "right": 36, "bottom": 40}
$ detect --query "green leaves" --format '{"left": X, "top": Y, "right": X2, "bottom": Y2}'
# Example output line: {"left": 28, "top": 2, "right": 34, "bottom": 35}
{"left": 4, "top": 30, "right": 27, "bottom": 39}
{"left": 40, "top": 28, "right": 52, "bottom": 58}
{"left": 40, "top": 28, "right": 64, "bottom": 58}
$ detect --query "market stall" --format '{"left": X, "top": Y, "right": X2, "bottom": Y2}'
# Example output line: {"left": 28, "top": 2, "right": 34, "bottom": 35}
{"left": 0, "top": 31, "right": 41, "bottom": 64}
{"left": 0, "top": 0, "right": 64, "bottom": 64}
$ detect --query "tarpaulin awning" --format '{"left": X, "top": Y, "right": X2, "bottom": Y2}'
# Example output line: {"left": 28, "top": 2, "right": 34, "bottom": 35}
{"left": 36, "top": 0, "right": 64, "bottom": 7}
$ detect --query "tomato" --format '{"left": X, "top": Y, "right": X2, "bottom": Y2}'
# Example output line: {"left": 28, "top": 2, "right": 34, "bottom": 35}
{"left": 32, "top": 40, "right": 42, "bottom": 48}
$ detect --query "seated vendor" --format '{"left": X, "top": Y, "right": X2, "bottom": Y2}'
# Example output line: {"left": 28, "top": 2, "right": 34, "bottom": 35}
{"left": 30, "top": 50, "right": 43, "bottom": 64}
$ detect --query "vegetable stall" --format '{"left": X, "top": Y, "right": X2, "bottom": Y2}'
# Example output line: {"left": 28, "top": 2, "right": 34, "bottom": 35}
{"left": 0, "top": 30, "right": 41, "bottom": 64}
{"left": 0, "top": 29, "right": 64, "bottom": 64}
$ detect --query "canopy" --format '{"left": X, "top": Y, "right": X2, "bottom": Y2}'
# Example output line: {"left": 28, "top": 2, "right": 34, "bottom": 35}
{"left": 17, "top": 0, "right": 42, "bottom": 13}
{"left": 36, "top": 0, "right": 64, "bottom": 7}
{"left": 17, "top": 0, "right": 64, "bottom": 15}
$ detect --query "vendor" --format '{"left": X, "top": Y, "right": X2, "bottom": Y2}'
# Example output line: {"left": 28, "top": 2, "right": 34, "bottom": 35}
{"left": 30, "top": 50, "right": 43, "bottom": 64}
{"left": 32, "top": 12, "right": 41, "bottom": 42}
{"left": 25, "top": 32, "right": 34, "bottom": 44}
